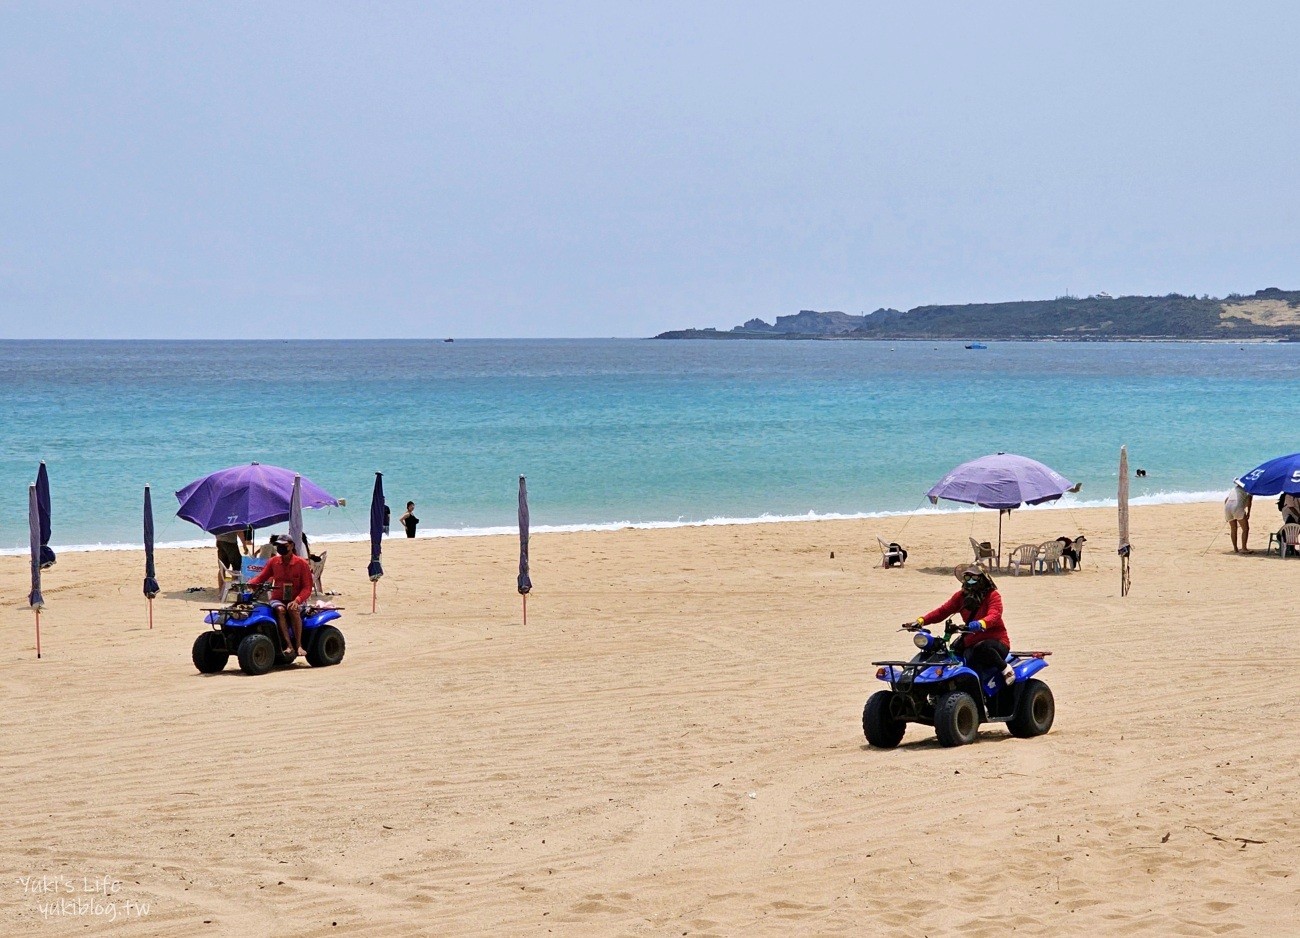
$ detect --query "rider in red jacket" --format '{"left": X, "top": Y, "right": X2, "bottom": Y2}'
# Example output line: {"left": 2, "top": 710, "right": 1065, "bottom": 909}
{"left": 910, "top": 564, "right": 1014, "bottom": 684}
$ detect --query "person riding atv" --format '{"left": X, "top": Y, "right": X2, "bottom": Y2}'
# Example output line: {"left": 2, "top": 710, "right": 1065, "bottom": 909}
{"left": 908, "top": 564, "right": 1014, "bottom": 687}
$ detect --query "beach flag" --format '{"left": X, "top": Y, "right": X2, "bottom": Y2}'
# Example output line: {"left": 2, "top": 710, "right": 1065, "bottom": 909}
{"left": 28, "top": 484, "right": 44, "bottom": 658}
{"left": 143, "top": 485, "right": 160, "bottom": 629}
{"left": 36, "top": 460, "right": 55, "bottom": 568}
{"left": 517, "top": 475, "right": 532, "bottom": 625}
{"left": 1118, "top": 445, "right": 1131, "bottom": 597}
{"left": 368, "top": 471, "right": 385, "bottom": 613}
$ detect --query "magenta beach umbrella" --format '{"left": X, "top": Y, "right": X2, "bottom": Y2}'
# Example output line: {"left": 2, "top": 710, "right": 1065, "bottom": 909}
{"left": 927, "top": 453, "right": 1078, "bottom": 563}
{"left": 175, "top": 462, "right": 339, "bottom": 534}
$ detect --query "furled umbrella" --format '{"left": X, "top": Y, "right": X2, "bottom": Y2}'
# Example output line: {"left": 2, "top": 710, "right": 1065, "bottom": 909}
{"left": 143, "top": 484, "right": 160, "bottom": 628}
{"left": 368, "top": 472, "right": 384, "bottom": 613}
{"left": 517, "top": 475, "right": 532, "bottom": 625}
{"left": 175, "top": 462, "right": 339, "bottom": 534}
{"left": 287, "top": 474, "right": 305, "bottom": 558}
{"left": 36, "top": 460, "right": 55, "bottom": 568}
{"left": 28, "top": 484, "right": 44, "bottom": 658}
{"left": 1118, "top": 445, "right": 1131, "bottom": 597}
{"left": 927, "top": 452, "right": 1080, "bottom": 565}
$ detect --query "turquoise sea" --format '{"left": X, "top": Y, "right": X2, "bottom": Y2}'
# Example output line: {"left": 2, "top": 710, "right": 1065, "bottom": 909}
{"left": 1, "top": 339, "right": 1295, "bottom": 552}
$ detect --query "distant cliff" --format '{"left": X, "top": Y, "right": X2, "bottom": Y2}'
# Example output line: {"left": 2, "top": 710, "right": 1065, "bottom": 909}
{"left": 654, "top": 288, "right": 1300, "bottom": 340}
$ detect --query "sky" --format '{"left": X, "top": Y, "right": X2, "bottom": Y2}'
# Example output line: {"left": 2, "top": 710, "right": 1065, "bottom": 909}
{"left": 1, "top": 1, "right": 1298, "bottom": 339}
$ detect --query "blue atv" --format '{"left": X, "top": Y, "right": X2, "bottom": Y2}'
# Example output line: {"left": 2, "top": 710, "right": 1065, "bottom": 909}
{"left": 192, "top": 583, "right": 346, "bottom": 676}
{"left": 864, "top": 619, "right": 1053, "bottom": 748}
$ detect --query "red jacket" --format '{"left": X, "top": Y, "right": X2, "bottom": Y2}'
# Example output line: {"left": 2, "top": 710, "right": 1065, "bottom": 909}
{"left": 249, "top": 553, "right": 314, "bottom": 604}
{"left": 920, "top": 589, "right": 1009, "bottom": 649}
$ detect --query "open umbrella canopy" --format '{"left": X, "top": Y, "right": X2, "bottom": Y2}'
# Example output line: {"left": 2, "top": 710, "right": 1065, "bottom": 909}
{"left": 175, "top": 462, "right": 340, "bottom": 535}
{"left": 1237, "top": 452, "right": 1300, "bottom": 496}
{"left": 927, "top": 453, "right": 1076, "bottom": 510}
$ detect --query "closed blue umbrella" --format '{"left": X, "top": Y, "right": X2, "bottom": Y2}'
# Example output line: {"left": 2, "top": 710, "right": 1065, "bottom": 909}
{"left": 28, "top": 484, "right": 44, "bottom": 658}
{"left": 517, "top": 475, "right": 532, "bottom": 624}
{"left": 36, "top": 460, "right": 55, "bottom": 568}
{"left": 368, "top": 472, "right": 384, "bottom": 612}
{"left": 144, "top": 485, "right": 160, "bottom": 628}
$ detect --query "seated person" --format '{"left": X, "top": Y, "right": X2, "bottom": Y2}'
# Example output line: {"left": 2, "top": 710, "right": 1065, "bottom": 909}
{"left": 1056, "top": 535, "right": 1085, "bottom": 570}
{"left": 256, "top": 534, "right": 281, "bottom": 560}
{"left": 907, "top": 564, "right": 1014, "bottom": 685}
{"left": 247, "top": 537, "right": 314, "bottom": 659}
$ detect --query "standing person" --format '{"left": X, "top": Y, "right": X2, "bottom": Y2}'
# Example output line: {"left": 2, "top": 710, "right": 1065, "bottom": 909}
{"left": 906, "top": 564, "right": 1014, "bottom": 685}
{"left": 383, "top": 503, "right": 391, "bottom": 536}
{"left": 1224, "top": 482, "right": 1252, "bottom": 553}
{"left": 400, "top": 501, "right": 419, "bottom": 538}
{"left": 248, "top": 536, "right": 314, "bottom": 659}
{"left": 215, "top": 530, "right": 242, "bottom": 587}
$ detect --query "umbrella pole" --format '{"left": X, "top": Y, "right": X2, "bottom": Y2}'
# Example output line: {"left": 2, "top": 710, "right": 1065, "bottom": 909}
{"left": 997, "top": 511, "right": 1004, "bottom": 568}
{"left": 522, "top": 593, "right": 527, "bottom": 626}
{"left": 148, "top": 597, "right": 154, "bottom": 630}
{"left": 372, "top": 581, "right": 377, "bottom": 615}
{"left": 35, "top": 609, "right": 41, "bottom": 659}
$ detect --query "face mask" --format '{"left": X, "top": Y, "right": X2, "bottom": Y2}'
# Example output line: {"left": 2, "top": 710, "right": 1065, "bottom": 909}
{"left": 963, "top": 577, "right": 981, "bottom": 589}
{"left": 276, "top": 546, "right": 291, "bottom": 556}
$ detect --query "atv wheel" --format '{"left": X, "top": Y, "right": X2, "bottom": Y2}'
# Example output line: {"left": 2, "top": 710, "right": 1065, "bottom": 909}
{"left": 863, "top": 690, "right": 906, "bottom": 748}
{"left": 1007, "top": 678, "right": 1054, "bottom": 738}
{"left": 237, "top": 633, "right": 276, "bottom": 675}
{"left": 306, "top": 625, "right": 345, "bottom": 667}
{"left": 191, "top": 632, "right": 229, "bottom": 674}
{"left": 934, "top": 691, "right": 980, "bottom": 747}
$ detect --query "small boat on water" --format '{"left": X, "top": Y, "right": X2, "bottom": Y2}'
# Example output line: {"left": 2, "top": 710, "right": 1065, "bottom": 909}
{"left": 443, "top": 338, "right": 454, "bottom": 343}
{"left": 965, "top": 342, "right": 988, "bottom": 350}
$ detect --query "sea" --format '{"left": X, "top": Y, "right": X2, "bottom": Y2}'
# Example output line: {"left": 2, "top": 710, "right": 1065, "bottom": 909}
{"left": 1, "top": 338, "right": 1295, "bottom": 554}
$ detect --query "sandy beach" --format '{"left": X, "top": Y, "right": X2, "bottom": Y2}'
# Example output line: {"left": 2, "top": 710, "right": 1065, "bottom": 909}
{"left": 2, "top": 501, "right": 1295, "bottom": 936}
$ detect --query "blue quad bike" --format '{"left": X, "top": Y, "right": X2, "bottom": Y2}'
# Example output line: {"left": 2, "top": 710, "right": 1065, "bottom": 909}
{"left": 192, "top": 583, "right": 346, "bottom": 676}
{"left": 864, "top": 619, "right": 1054, "bottom": 748}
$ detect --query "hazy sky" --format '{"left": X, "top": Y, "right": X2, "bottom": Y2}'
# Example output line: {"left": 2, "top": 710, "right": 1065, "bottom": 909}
{"left": 2, "top": 2, "right": 1297, "bottom": 338}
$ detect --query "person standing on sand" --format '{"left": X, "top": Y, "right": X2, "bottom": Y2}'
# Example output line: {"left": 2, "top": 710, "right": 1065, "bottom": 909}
{"left": 1225, "top": 482, "right": 1252, "bottom": 553}
{"left": 400, "top": 501, "right": 419, "bottom": 538}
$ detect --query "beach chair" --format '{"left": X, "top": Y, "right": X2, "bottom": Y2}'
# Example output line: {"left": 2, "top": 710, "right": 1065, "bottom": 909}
{"left": 1006, "top": 544, "right": 1038, "bottom": 576}
{"left": 875, "top": 536, "right": 907, "bottom": 568}
{"left": 309, "top": 550, "right": 328, "bottom": 594}
{"left": 1036, "top": 540, "right": 1065, "bottom": 574}
{"left": 1269, "top": 523, "right": 1300, "bottom": 557}
{"left": 969, "top": 537, "right": 998, "bottom": 569}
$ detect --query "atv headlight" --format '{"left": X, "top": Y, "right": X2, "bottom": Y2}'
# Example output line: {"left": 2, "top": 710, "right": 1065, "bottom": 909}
{"left": 913, "top": 632, "right": 929, "bottom": 649}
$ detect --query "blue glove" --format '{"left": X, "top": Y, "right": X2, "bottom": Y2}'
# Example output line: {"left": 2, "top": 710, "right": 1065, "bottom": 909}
{"left": 967, "top": 619, "right": 985, "bottom": 632}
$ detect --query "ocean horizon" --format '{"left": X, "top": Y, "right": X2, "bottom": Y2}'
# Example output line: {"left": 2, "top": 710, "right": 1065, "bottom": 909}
{"left": 1, "top": 338, "right": 1290, "bottom": 554}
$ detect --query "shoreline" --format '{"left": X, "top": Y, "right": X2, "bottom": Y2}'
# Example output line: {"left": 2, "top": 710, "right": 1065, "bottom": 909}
{"left": 0, "top": 488, "right": 1226, "bottom": 557}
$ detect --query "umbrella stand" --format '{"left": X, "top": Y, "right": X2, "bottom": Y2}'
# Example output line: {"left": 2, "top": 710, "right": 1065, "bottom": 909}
{"left": 522, "top": 593, "right": 527, "bottom": 626}
{"left": 148, "top": 598, "right": 154, "bottom": 630}
{"left": 35, "top": 609, "right": 41, "bottom": 659}
{"left": 372, "top": 581, "right": 377, "bottom": 615}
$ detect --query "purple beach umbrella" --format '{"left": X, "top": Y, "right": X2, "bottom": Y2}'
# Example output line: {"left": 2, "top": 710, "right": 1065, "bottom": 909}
{"left": 927, "top": 453, "right": 1078, "bottom": 564}
{"left": 175, "top": 462, "right": 339, "bottom": 535}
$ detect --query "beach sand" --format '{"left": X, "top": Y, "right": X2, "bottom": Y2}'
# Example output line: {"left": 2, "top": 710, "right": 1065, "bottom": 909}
{"left": 2, "top": 502, "right": 1296, "bottom": 936}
